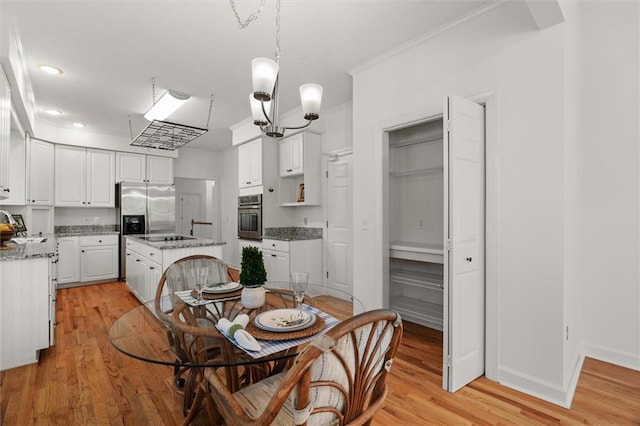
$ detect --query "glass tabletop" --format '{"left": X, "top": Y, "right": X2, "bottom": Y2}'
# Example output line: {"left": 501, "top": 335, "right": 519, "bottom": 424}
{"left": 108, "top": 282, "right": 363, "bottom": 368}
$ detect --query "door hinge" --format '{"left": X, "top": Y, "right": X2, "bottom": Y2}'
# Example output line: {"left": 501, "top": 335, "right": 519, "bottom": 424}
{"left": 326, "top": 271, "right": 329, "bottom": 279}
{"left": 326, "top": 170, "right": 328, "bottom": 178}
{"left": 326, "top": 220, "right": 329, "bottom": 228}
{"left": 446, "top": 120, "right": 452, "bottom": 132}
{"left": 446, "top": 239, "right": 452, "bottom": 251}
{"left": 566, "top": 326, "right": 569, "bottom": 340}
{"left": 445, "top": 355, "right": 451, "bottom": 367}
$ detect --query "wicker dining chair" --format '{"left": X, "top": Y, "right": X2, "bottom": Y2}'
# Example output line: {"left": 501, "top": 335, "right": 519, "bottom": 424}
{"left": 153, "top": 254, "right": 233, "bottom": 415}
{"left": 203, "top": 309, "right": 403, "bottom": 426}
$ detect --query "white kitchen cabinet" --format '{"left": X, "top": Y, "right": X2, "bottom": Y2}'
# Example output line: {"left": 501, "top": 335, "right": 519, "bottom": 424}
{"left": 55, "top": 145, "right": 115, "bottom": 207}
{"left": 124, "top": 237, "right": 222, "bottom": 303}
{"left": 57, "top": 236, "right": 80, "bottom": 284}
{"left": 0, "top": 111, "right": 27, "bottom": 206}
{"left": 115, "top": 152, "right": 173, "bottom": 184}
{"left": 279, "top": 133, "right": 303, "bottom": 177}
{"left": 278, "top": 132, "right": 321, "bottom": 206}
{"left": 0, "top": 66, "right": 10, "bottom": 200}
{"left": 79, "top": 235, "right": 118, "bottom": 282}
{"left": 0, "top": 257, "right": 50, "bottom": 370}
{"left": 238, "top": 139, "right": 262, "bottom": 189}
{"left": 262, "top": 238, "right": 322, "bottom": 287}
{"left": 28, "top": 138, "right": 54, "bottom": 205}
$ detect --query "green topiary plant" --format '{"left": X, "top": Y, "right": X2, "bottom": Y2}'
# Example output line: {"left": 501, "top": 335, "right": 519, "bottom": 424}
{"left": 239, "top": 246, "right": 267, "bottom": 287}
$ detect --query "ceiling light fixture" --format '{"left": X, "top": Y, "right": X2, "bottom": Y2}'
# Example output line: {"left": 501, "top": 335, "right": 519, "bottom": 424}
{"left": 231, "top": 0, "right": 322, "bottom": 138}
{"left": 38, "top": 64, "right": 63, "bottom": 75}
{"left": 72, "top": 122, "right": 86, "bottom": 128}
{"left": 144, "top": 89, "right": 190, "bottom": 121}
{"left": 45, "top": 109, "right": 62, "bottom": 116}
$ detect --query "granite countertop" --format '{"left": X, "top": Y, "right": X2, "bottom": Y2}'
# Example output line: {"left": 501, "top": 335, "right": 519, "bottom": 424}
{"left": 55, "top": 225, "right": 120, "bottom": 237}
{"left": 126, "top": 234, "right": 226, "bottom": 250}
{"left": 263, "top": 227, "right": 323, "bottom": 241}
{"left": 0, "top": 238, "right": 57, "bottom": 261}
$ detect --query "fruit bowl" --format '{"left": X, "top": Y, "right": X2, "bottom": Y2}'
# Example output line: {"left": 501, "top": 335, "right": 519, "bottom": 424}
{"left": 0, "top": 227, "right": 15, "bottom": 248}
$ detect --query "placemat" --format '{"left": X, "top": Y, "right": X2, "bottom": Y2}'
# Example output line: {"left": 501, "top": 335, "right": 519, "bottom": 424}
{"left": 190, "top": 288, "right": 243, "bottom": 300}
{"left": 246, "top": 316, "right": 326, "bottom": 341}
{"left": 176, "top": 289, "right": 242, "bottom": 306}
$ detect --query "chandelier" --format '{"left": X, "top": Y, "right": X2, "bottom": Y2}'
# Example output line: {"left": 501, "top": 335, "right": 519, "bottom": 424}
{"left": 231, "top": 0, "right": 323, "bottom": 138}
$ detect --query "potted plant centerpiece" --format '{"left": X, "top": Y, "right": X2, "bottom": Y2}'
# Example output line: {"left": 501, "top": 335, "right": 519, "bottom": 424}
{"left": 239, "top": 246, "right": 267, "bottom": 308}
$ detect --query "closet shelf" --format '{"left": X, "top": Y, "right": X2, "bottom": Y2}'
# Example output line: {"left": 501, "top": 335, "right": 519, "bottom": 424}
{"left": 391, "top": 135, "right": 443, "bottom": 148}
{"left": 389, "top": 166, "right": 443, "bottom": 177}
{"left": 390, "top": 296, "right": 443, "bottom": 330}
{"left": 390, "top": 268, "right": 443, "bottom": 291}
{"left": 389, "top": 242, "right": 444, "bottom": 263}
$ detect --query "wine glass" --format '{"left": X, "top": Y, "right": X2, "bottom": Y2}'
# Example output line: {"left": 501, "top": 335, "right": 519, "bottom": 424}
{"left": 290, "top": 272, "right": 309, "bottom": 309}
{"left": 191, "top": 264, "right": 209, "bottom": 301}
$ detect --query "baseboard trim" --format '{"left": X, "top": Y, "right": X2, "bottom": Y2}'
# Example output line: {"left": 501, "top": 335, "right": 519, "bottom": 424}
{"left": 498, "top": 366, "right": 572, "bottom": 408}
{"left": 583, "top": 343, "right": 640, "bottom": 371}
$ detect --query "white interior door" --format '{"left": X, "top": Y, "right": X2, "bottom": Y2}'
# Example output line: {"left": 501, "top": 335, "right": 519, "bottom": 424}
{"left": 443, "top": 95, "right": 486, "bottom": 392}
{"left": 326, "top": 155, "right": 353, "bottom": 300}
{"left": 179, "top": 193, "right": 203, "bottom": 236}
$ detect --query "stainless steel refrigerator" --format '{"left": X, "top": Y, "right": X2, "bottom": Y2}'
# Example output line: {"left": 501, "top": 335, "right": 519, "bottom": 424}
{"left": 116, "top": 182, "right": 176, "bottom": 279}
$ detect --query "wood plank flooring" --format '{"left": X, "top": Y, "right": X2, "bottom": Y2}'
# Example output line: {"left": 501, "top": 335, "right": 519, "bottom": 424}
{"left": 2, "top": 282, "right": 639, "bottom": 425}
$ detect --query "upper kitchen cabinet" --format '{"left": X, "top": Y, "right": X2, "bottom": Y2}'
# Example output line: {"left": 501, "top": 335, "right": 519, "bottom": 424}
{"left": 0, "top": 67, "right": 10, "bottom": 200}
{"left": 115, "top": 152, "right": 173, "bottom": 184}
{"left": 0, "top": 109, "right": 27, "bottom": 206}
{"left": 55, "top": 145, "right": 115, "bottom": 207}
{"left": 28, "top": 138, "right": 54, "bottom": 205}
{"left": 278, "top": 132, "right": 321, "bottom": 206}
{"left": 279, "top": 133, "right": 304, "bottom": 177}
{"left": 238, "top": 139, "right": 262, "bottom": 189}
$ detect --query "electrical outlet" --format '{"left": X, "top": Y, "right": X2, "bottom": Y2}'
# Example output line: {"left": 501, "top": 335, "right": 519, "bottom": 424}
{"left": 304, "top": 217, "right": 308, "bottom": 225}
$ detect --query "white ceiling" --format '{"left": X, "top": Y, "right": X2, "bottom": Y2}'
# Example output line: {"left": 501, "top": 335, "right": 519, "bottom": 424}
{"left": 3, "top": 0, "right": 493, "bottom": 151}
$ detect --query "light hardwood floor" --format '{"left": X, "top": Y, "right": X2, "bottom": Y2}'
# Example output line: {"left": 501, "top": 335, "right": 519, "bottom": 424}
{"left": 1, "top": 282, "right": 639, "bottom": 425}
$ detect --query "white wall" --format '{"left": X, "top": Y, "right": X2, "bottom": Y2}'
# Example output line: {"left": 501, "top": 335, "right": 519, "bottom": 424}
{"left": 580, "top": 1, "right": 640, "bottom": 371}
{"left": 351, "top": 1, "right": 570, "bottom": 404}
{"left": 174, "top": 146, "right": 219, "bottom": 180}
{"left": 219, "top": 146, "right": 239, "bottom": 266}
{"left": 54, "top": 207, "right": 117, "bottom": 226}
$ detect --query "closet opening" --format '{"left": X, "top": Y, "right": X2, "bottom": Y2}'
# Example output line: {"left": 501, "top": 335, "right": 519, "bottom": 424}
{"left": 382, "top": 95, "right": 487, "bottom": 392}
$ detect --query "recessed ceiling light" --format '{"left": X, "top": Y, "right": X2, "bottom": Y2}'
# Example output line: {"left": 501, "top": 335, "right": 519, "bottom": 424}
{"left": 38, "top": 64, "right": 64, "bottom": 75}
{"left": 45, "top": 109, "right": 62, "bottom": 116}
{"left": 72, "top": 122, "right": 86, "bottom": 128}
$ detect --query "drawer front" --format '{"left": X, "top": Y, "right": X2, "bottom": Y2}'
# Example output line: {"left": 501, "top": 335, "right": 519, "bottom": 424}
{"left": 262, "top": 239, "right": 289, "bottom": 253}
{"left": 144, "top": 245, "right": 162, "bottom": 261}
{"left": 79, "top": 234, "right": 118, "bottom": 247}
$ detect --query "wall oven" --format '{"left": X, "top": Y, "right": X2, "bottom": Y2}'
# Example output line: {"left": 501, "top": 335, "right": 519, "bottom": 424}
{"left": 238, "top": 194, "right": 262, "bottom": 240}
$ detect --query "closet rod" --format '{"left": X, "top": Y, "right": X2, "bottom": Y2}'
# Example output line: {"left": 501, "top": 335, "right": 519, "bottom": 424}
{"left": 391, "top": 135, "right": 443, "bottom": 148}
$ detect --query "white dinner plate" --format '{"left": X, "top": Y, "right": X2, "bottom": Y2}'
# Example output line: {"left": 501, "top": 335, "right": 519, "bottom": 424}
{"left": 202, "top": 282, "right": 242, "bottom": 294}
{"left": 254, "top": 309, "right": 317, "bottom": 332}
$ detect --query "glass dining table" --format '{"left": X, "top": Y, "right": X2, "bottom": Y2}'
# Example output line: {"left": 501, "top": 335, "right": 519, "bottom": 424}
{"left": 108, "top": 281, "right": 363, "bottom": 422}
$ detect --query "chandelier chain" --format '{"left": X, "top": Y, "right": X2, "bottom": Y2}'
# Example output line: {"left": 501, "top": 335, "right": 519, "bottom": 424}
{"left": 151, "top": 77, "right": 157, "bottom": 105}
{"left": 229, "top": 0, "right": 267, "bottom": 29}
{"left": 206, "top": 94, "right": 214, "bottom": 129}
{"left": 275, "top": 0, "right": 281, "bottom": 62}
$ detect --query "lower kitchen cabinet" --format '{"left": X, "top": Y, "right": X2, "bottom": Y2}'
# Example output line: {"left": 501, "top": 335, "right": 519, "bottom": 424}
{"left": 57, "top": 234, "right": 118, "bottom": 286}
{"left": 0, "top": 257, "right": 51, "bottom": 370}
{"left": 262, "top": 238, "right": 322, "bottom": 288}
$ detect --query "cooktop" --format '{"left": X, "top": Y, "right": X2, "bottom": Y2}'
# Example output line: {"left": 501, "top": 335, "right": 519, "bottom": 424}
{"left": 141, "top": 235, "right": 196, "bottom": 242}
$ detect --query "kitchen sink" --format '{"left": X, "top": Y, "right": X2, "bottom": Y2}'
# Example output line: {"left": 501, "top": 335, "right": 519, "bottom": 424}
{"left": 11, "top": 237, "right": 47, "bottom": 244}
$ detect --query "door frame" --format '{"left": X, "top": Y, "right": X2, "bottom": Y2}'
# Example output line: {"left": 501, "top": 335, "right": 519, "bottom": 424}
{"left": 375, "top": 90, "right": 499, "bottom": 383}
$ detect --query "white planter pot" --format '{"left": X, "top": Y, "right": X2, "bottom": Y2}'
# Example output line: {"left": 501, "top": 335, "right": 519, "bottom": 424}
{"left": 241, "top": 286, "right": 266, "bottom": 309}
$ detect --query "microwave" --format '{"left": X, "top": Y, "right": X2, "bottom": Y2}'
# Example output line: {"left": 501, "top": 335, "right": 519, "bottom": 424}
{"left": 238, "top": 195, "right": 262, "bottom": 240}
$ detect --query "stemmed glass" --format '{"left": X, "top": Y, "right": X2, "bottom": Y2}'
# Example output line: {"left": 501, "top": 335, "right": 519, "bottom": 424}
{"left": 191, "top": 264, "right": 209, "bottom": 301}
{"left": 289, "top": 272, "right": 309, "bottom": 309}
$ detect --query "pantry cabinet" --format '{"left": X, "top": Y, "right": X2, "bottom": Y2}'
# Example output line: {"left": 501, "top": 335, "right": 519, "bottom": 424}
{"left": 115, "top": 152, "right": 173, "bottom": 184}
{"left": 55, "top": 145, "right": 115, "bottom": 207}
{"left": 28, "top": 138, "right": 54, "bottom": 205}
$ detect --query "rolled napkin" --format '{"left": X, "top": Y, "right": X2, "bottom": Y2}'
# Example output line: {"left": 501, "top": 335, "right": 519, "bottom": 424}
{"left": 217, "top": 315, "right": 261, "bottom": 352}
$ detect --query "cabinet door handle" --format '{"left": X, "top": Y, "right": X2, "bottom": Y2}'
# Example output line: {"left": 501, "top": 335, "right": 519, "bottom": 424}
{"left": 466, "top": 257, "right": 472, "bottom": 263}
{"left": 271, "top": 254, "right": 276, "bottom": 257}
{"left": 149, "top": 253, "right": 154, "bottom": 256}
{"left": 81, "top": 250, "right": 85, "bottom": 253}
{"left": 126, "top": 253, "right": 131, "bottom": 256}
{"left": 98, "top": 240, "right": 102, "bottom": 243}
{"left": 2, "top": 188, "right": 9, "bottom": 192}
{"left": 136, "top": 259, "right": 141, "bottom": 262}
{"left": 149, "top": 266, "right": 155, "bottom": 270}
{"left": 82, "top": 202, "right": 86, "bottom": 204}
{"left": 87, "top": 202, "right": 91, "bottom": 205}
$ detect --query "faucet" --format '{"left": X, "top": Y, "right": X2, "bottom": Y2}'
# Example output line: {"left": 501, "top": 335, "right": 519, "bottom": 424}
{"left": 0, "top": 210, "right": 16, "bottom": 225}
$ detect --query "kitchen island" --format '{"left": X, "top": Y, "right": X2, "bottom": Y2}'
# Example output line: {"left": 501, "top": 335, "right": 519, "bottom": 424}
{"left": 124, "top": 235, "right": 226, "bottom": 303}
{"left": 0, "top": 238, "right": 57, "bottom": 371}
